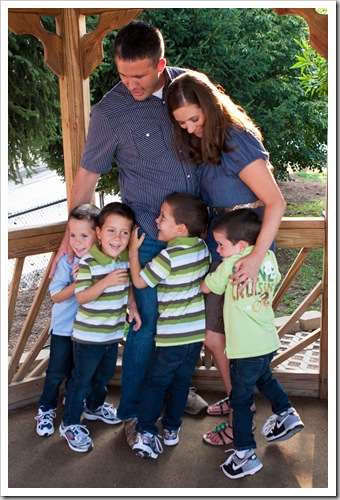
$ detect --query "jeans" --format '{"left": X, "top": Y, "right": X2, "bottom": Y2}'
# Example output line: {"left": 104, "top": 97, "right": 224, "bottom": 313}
{"left": 137, "top": 342, "right": 202, "bottom": 436}
{"left": 38, "top": 333, "right": 73, "bottom": 410}
{"left": 117, "top": 234, "right": 165, "bottom": 420}
{"left": 230, "top": 351, "right": 291, "bottom": 451}
{"left": 62, "top": 341, "right": 118, "bottom": 426}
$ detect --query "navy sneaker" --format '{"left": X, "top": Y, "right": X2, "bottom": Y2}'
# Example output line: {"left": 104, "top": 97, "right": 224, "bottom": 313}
{"left": 221, "top": 449, "right": 263, "bottom": 479}
{"left": 262, "top": 407, "right": 304, "bottom": 443}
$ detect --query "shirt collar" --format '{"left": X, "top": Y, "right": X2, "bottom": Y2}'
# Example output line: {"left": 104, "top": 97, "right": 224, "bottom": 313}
{"left": 89, "top": 243, "right": 124, "bottom": 266}
{"left": 167, "top": 236, "right": 199, "bottom": 247}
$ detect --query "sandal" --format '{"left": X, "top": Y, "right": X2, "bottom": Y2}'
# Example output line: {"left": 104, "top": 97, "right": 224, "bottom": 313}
{"left": 203, "top": 420, "right": 256, "bottom": 446}
{"left": 207, "top": 396, "right": 230, "bottom": 416}
{"left": 124, "top": 418, "right": 138, "bottom": 448}
{"left": 203, "top": 421, "right": 233, "bottom": 446}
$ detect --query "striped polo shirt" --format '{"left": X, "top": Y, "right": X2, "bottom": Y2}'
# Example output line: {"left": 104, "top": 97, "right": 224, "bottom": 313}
{"left": 72, "top": 244, "right": 130, "bottom": 344}
{"left": 80, "top": 67, "right": 198, "bottom": 241}
{"left": 140, "top": 236, "right": 211, "bottom": 347}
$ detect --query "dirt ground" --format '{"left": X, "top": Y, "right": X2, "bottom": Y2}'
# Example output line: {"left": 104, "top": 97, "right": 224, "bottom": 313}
{"left": 8, "top": 172, "right": 326, "bottom": 357}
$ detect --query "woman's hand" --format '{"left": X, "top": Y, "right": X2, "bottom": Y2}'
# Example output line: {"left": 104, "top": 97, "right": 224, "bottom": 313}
{"left": 229, "top": 250, "right": 263, "bottom": 294}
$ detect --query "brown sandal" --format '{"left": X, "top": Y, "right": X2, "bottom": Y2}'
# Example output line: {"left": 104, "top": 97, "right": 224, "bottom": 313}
{"left": 203, "top": 421, "right": 233, "bottom": 446}
{"left": 207, "top": 397, "right": 230, "bottom": 416}
{"left": 203, "top": 420, "right": 256, "bottom": 446}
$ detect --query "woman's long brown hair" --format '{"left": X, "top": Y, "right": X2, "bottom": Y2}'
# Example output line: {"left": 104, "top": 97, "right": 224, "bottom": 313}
{"left": 167, "top": 70, "right": 262, "bottom": 165}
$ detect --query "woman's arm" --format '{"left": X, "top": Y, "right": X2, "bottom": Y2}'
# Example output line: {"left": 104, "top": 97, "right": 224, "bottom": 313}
{"left": 230, "top": 158, "right": 286, "bottom": 290}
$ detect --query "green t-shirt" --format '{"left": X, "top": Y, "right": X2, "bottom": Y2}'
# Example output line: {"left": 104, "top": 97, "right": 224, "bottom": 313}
{"left": 204, "top": 246, "right": 281, "bottom": 359}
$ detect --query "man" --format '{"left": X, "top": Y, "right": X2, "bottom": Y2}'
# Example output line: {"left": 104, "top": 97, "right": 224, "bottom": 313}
{"left": 51, "top": 20, "right": 198, "bottom": 447}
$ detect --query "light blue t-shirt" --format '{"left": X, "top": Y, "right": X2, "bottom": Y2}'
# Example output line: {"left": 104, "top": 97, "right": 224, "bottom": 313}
{"left": 49, "top": 254, "right": 79, "bottom": 337}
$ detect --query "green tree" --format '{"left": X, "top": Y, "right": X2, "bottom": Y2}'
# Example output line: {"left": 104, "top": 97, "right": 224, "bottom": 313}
{"left": 8, "top": 8, "right": 327, "bottom": 190}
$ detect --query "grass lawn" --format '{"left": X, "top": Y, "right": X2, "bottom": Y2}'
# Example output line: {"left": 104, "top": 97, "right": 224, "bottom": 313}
{"left": 275, "top": 174, "right": 326, "bottom": 317}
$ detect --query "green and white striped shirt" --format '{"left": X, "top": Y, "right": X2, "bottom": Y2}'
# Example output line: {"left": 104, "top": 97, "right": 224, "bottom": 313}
{"left": 140, "top": 236, "right": 211, "bottom": 347}
{"left": 72, "top": 244, "right": 130, "bottom": 344}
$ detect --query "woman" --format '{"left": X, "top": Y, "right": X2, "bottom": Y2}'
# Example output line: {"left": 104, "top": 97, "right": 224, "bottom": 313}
{"left": 167, "top": 71, "right": 286, "bottom": 445}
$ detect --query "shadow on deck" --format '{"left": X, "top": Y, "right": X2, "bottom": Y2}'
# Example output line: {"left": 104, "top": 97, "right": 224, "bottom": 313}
{"left": 6, "top": 387, "right": 329, "bottom": 494}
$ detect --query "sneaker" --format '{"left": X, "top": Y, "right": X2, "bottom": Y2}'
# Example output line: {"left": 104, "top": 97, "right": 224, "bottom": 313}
{"left": 124, "top": 418, "right": 138, "bottom": 448}
{"left": 132, "top": 431, "right": 163, "bottom": 459}
{"left": 262, "top": 407, "right": 304, "bottom": 443}
{"left": 221, "top": 449, "right": 263, "bottom": 479}
{"left": 59, "top": 422, "right": 93, "bottom": 453}
{"left": 185, "top": 387, "right": 208, "bottom": 415}
{"left": 163, "top": 427, "right": 180, "bottom": 446}
{"left": 84, "top": 402, "right": 122, "bottom": 425}
{"left": 35, "top": 407, "right": 56, "bottom": 437}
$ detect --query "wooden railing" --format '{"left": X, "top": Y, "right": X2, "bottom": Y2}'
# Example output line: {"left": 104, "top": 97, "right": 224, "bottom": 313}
{"left": 8, "top": 217, "right": 326, "bottom": 409}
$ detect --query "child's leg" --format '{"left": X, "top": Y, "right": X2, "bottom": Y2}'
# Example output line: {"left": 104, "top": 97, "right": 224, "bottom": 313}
{"left": 62, "top": 342, "right": 104, "bottom": 426}
{"left": 162, "top": 342, "right": 202, "bottom": 431}
{"left": 39, "top": 334, "right": 73, "bottom": 409}
{"left": 229, "top": 357, "right": 261, "bottom": 451}
{"left": 86, "top": 343, "right": 119, "bottom": 411}
{"left": 256, "top": 351, "right": 291, "bottom": 415}
{"left": 137, "top": 347, "right": 175, "bottom": 436}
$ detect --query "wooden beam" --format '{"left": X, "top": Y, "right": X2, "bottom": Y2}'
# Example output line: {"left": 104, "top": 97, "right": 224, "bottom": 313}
{"left": 8, "top": 222, "right": 66, "bottom": 259}
{"left": 271, "top": 328, "right": 320, "bottom": 368}
{"left": 273, "top": 8, "right": 328, "bottom": 59}
{"left": 276, "top": 217, "right": 325, "bottom": 248}
{"left": 82, "top": 9, "right": 144, "bottom": 79}
{"left": 8, "top": 12, "right": 64, "bottom": 76}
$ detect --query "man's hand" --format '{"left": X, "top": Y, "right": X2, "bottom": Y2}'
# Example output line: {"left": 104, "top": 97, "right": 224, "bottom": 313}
{"left": 49, "top": 229, "right": 74, "bottom": 279}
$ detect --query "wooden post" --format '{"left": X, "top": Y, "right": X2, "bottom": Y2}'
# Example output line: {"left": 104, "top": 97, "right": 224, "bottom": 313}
{"left": 56, "top": 9, "right": 91, "bottom": 207}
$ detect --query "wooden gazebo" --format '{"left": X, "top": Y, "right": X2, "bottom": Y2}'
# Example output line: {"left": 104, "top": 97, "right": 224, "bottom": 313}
{"left": 8, "top": 7, "right": 329, "bottom": 409}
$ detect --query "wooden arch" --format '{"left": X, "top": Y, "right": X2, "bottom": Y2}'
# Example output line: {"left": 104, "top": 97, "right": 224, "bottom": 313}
{"left": 8, "top": 7, "right": 329, "bottom": 401}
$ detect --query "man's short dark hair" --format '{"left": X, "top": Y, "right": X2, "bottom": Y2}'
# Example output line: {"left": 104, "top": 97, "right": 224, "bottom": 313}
{"left": 98, "top": 202, "right": 136, "bottom": 229}
{"left": 212, "top": 209, "right": 262, "bottom": 245}
{"left": 113, "top": 20, "right": 164, "bottom": 65}
{"left": 165, "top": 192, "right": 208, "bottom": 238}
{"left": 68, "top": 203, "right": 100, "bottom": 230}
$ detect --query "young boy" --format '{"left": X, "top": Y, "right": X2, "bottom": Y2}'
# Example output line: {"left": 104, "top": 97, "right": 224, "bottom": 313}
{"left": 129, "top": 192, "right": 211, "bottom": 459}
{"left": 59, "top": 202, "right": 141, "bottom": 453}
{"left": 201, "top": 209, "right": 304, "bottom": 479}
{"left": 35, "top": 204, "right": 100, "bottom": 437}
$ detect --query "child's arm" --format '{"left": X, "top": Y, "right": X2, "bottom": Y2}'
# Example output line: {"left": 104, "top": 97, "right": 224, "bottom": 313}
{"left": 201, "top": 279, "right": 212, "bottom": 295}
{"left": 76, "top": 268, "right": 129, "bottom": 304}
{"left": 50, "top": 260, "right": 79, "bottom": 303}
{"left": 127, "top": 287, "right": 142, "bottom": 331}
{"left": 51, "top": 283, "right": 76, "bottom": 303}
{"left": 128, "top": 227, "right": 148, "bottom": 289}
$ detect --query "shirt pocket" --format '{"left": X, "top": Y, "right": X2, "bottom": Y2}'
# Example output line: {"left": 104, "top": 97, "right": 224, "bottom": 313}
{"left": 132, "top": 125, "right": 169, "bottom": 159}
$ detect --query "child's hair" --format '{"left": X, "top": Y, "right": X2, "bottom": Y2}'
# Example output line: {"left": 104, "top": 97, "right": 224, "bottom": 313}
{"left": 97, "top": 202, "right": 136, "bottom": 229}
{"left": 68, "top": 204, "right": 100, "bottom": 230}
{"left": 213, "top": 209, "right": 262, "bottom": 245}
{"left": 113, "top": 20, "right": 165, "bottom": 66}
{"left": 164, "top": 192, "right": 209, "bottom": 238}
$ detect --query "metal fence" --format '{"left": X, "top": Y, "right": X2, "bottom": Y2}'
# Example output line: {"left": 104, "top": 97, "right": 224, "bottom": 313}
{"left": 8, "top": 199, "right": 68, "bottom": 289}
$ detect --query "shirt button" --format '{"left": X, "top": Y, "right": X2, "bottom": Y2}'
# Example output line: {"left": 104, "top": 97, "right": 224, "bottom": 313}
{"left": 187, "top": 175, "right": 191, "bottom": 178}
{"left": 146, "top": 133, "right": 150, "bottom": 137}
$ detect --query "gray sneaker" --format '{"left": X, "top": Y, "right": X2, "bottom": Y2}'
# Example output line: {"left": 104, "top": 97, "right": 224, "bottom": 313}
{"left": 35, "top": 406, "right": 56, "bottom": 437}
{"left": 84, "top": 402, "right": 122, "bottom": 425}
{"left": 59, "top": 423, "right": 93, "bottom": 453}
{"left": 132, "top": 431, "right": 163, "bottom": 459}
{"left": 262, "top": 407, "right": 304, "bottom": 443}
{"left": 163, "top": 427, "right": 180, "bottom": 446}
{"left": 221, "top": 449, "right": 263, "bottom": 479}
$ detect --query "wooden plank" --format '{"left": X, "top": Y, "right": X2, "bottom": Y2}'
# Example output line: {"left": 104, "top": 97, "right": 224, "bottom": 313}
{"left": 8, "top": 257, "right": 25, "bottom": 335}
{"left": 276, "top": 218, "right": 325, "bottom": 248}
{"left": 272, "top": 329, "right": 320, "bottom": 367}
{"left": 277, "top": 281, "right": 322, "bottom": 338}
{"left": 8, "top": 257, "right": 53, "bottom": 382}
{"left": 13, "top": 324, "right": 50, "bottom": 382}
{"left": 9, "top": 223, "right": 66, "bottom": 259}
{"left": 8, "top": 376, "right": 46, "bottom": 410}
{"left": 273, "top": 248, "right": 311, "bottom": 310}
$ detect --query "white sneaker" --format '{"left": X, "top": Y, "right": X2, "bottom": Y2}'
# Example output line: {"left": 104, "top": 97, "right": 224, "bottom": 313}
{"left": 132, "top": 431, "right": 163, "bottom": 459}
{"left": 35, "top": 406, "right": 56, "bottom": 437}
{"left": 59, "top": 422, "right": 93, "bottom": 453}
{"left": 262, "top": 407, "right": 304, "bottom": 442}
{"left": 84, "top": 402, "right": 122, "bottom": 425}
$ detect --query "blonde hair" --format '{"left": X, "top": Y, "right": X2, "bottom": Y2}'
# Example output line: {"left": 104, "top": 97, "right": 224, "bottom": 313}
{"left": 167, "top": 71, "right": 262, "bottom": 165}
